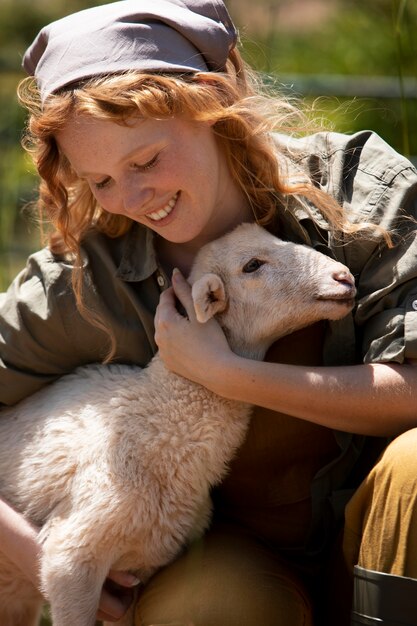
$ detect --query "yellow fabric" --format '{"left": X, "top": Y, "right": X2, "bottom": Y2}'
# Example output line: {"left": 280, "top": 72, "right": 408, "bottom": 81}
{"left": 344, "top": 427, "right": 417, "bottom": 578}
{"left": 134, "top": 523, "right": 314, "bottom": 626}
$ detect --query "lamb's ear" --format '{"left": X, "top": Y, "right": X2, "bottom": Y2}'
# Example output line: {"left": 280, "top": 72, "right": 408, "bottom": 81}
{"left": 191, "top": 273, "right": 227, "bottom": 323}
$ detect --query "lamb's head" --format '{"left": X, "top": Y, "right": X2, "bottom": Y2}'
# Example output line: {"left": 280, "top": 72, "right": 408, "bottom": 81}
{"left": 188, "top": 223, "right": 356, "bottom": 359}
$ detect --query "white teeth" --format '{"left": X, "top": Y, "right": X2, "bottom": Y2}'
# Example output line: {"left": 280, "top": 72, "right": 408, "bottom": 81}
{"left": 147, "top": 193, "right": 178, "bottom": 222}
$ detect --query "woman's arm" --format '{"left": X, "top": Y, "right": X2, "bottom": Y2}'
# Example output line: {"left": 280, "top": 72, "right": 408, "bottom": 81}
{"left": 0, "top": 497, "right": 41, "bottom": 585}
{"left": 0, "top": 497, "right": 138, "bottom": 621}
{"left": 155, "top": 272, "right": 417, "bottom": 438}
{"left": 208, "top": 356, "right": 417, "bottom": 437}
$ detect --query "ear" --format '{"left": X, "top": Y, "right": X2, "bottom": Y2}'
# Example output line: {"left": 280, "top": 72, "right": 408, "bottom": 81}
{"left": 191, "top": 273, "right": 227, "bottom": 323}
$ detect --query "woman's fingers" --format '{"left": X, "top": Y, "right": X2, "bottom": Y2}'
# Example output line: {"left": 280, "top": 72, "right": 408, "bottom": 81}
{"left": 155, "top": 270, "right": 194, "bottom": 323}
{"left": 107, "top": 569, "right": 141, "bottom": 587}
{"left": 96, "top": 594, "right": 129, "bottom": 621}
{"left": 154, "top": 270, "right": 195, "bottom": 348}
{"left": 171, "top": 268, "right": 196, "bottom": 321}
{"left": 96, "top": 576, "right": 135, "bottom": 621}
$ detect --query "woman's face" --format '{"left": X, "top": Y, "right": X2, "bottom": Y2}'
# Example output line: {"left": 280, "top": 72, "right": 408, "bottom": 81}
{"left": 56, "top": 113, "right": 250, "bottom": 247}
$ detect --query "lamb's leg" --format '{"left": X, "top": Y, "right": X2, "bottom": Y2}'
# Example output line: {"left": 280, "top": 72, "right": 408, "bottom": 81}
{"left": 0, "top": 553, "right": 43, "bottom": 626}
{"left": 43, "top": 556, "right": 108, "bottom": 626}
{"left": 41, "top": 521, "right": 111, "bottom": 626}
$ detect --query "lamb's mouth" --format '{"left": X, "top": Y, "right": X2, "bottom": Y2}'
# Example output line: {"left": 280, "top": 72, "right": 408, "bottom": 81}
{"left": 334, "top": 296, "right": 356, "bottom": 308}
{"left": 317, "top": 281, "right": 357, "bottom": 303}
{"left": 147, "top": 193, "right": 179, "bottom": 222}
{"left": 317, "top": 294, "right": 356, "bottom": 308}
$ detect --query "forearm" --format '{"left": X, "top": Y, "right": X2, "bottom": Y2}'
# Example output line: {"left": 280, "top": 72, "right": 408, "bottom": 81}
{"left": 0, "top": 497, "right": 41, "bottom": 587}
{"left": 212, "top": 356, "right": 417, "bottom": 437}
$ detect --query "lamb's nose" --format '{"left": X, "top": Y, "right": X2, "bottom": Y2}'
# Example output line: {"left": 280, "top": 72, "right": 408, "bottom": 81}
{"left": 332, "top": 268, "right": 355, "bottom": 290}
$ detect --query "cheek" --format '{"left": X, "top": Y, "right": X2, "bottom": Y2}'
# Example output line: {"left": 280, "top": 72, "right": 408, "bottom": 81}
{"left": 169, "top": 138, "right": 218, "bottom": 187}
{"left": 91, "top": 189, "right": 121, "bottom": 215}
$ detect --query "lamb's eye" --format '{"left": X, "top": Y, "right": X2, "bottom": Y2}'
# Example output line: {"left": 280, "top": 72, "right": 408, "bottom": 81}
{"left": 242, "top": 258, "right": 265, "bottom": 273}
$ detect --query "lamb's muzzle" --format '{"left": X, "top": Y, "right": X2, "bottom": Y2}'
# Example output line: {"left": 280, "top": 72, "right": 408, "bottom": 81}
{"left": 317, "top": 265, "right": 356, "bottom": 303}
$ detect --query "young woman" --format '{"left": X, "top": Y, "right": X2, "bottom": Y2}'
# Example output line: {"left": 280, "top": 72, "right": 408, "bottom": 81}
{"left": 1, "top": 1, "right": 416, "bottom": 624}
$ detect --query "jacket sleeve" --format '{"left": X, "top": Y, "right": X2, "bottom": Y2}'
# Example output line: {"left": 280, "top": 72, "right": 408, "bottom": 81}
{"left": 0, "top": 248, "right": 107, "bottom": 405}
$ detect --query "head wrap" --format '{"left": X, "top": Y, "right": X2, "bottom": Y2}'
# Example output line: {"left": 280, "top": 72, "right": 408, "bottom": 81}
{"left": 23, "top": 0, "right": 237, "bottom": 103}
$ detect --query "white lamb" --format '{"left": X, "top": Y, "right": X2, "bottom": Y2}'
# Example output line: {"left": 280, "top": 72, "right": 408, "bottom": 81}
{"left": 0, "top": 223, "right": 356, "bottom": 626}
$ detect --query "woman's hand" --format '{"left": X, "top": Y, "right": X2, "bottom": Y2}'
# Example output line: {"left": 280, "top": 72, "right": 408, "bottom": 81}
{"left": 154, "top": 269, "right": 235, "bottom": 391}
{"left": 96, "top": 570, "right": 140, "bottom": 622}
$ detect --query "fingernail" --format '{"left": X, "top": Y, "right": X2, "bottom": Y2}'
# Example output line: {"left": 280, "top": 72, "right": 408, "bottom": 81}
{"left": 172, "top": 267, "right": 182, "bottom": 280}
{"left": 127, "top": 574, "right": 141, "bottom": 586}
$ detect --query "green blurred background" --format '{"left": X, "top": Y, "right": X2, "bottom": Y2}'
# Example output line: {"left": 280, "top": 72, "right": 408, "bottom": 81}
{"left": 0, "top": 0, "right": 416, "bottom": 294}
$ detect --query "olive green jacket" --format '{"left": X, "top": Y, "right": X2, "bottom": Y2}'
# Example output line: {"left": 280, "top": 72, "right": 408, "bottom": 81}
{"left": 1, "top": 130, "right": 416, "bottom": 549}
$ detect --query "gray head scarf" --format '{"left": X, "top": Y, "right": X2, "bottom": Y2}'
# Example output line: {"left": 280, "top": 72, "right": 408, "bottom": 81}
{"left": 23, "top": 0, "right": 238, "bottom": 103}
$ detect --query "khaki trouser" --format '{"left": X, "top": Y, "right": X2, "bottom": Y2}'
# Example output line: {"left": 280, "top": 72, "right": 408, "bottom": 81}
{"left": 344, "top": 427, "right": 417, "bottom": 578}
{"left": 134, "top": 522, "right": 315, "bottom": 626}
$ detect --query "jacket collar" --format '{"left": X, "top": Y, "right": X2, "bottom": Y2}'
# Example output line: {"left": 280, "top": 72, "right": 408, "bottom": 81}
{"left": 116, "top": 223, "right": 159, "bottom": 282}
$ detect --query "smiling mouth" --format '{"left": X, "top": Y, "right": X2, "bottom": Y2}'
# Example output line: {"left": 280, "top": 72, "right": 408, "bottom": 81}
{"left": 147, "top": 192, "right": 179, "bottom": 222}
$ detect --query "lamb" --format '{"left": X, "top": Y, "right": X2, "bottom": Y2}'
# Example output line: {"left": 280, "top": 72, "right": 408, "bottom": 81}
{"left": 0, "top": 222, "right": 356, "bottom": 626}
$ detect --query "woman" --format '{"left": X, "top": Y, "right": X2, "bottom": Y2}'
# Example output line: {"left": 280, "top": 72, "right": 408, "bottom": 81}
{"left": 1, "top": 1, "right": 416, "bottom": 624}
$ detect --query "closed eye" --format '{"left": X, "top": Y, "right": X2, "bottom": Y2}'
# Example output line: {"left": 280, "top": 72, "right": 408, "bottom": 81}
{"left": 242, "top": 258, "right": 266, "bottom": 273}
{"left": 93, "top": 153, "right": 160, "bottom": 190}
{"left": 132, "top": 153, "right": 159, "bottom": 172}
{"left": 95, "top": 177, "right": 111, "bottom": 190}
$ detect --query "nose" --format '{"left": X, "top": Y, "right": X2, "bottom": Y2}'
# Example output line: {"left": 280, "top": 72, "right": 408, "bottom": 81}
{"left": 332, "top": 266, "right": 355, "bottom": 288}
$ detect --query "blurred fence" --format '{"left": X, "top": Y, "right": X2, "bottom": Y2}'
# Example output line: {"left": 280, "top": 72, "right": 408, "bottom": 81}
{"left": 278, "top": 73, "right": 417, "bottom": 100}
{"left": 275, "top": 73, "right": 417, "bottom": 165}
